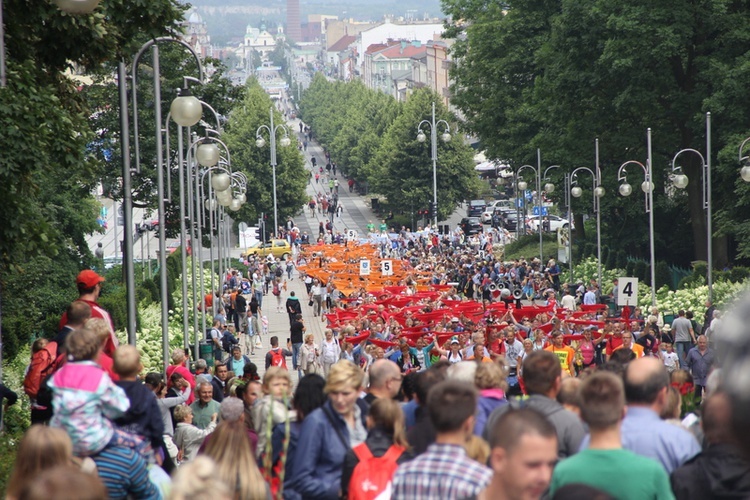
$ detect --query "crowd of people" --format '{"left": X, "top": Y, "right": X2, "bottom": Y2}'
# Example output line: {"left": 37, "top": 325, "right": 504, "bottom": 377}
{"left": 5, "top": 221, "right": 748, "bottom": 500}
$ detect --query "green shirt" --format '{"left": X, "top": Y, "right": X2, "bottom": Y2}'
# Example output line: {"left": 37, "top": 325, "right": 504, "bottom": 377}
{"left": 190, "top": 399, "right": 221, "bottom": 429}
{"left": 379, "top": 223, "right": 388, "bottom": 231}
{"left": 550, "top": 448, "right": 674, "bottom": 500}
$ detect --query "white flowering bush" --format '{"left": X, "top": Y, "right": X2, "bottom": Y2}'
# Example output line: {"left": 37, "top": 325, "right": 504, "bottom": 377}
{"left": 638, "top": 279, "right": 749, "bottom": 314}
{"left": 569, "top": 257, "right": 750, "bottom": 318}
{"left": 572, "top": 257, "right": 625, "bottom": 295}
{"left": 116, "top": 258, "right": 219, "bottom": 373}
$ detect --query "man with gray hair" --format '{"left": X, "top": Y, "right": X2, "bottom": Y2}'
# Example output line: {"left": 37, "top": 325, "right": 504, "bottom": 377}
{"left": 198, "top": 397, "right": 259, "bottom": 455}
{"left": 194, "top": 358, "right": 208, "bottom": 377}
{"left": 190, "top": 381, "right": 221, "bottom": 429}
{"left": 220, "top": 396, "right": 244, "bottom": 422}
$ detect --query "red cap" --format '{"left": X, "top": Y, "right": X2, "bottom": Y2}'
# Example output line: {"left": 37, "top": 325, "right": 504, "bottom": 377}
{"left": 76, "top": 269, "right": 105, "bottom": 288}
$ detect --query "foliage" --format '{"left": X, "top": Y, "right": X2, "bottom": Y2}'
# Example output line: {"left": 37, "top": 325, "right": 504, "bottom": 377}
{"left": 442, "top": 0, "right": 750, "bottom": 269}
{"left": 299, "top": 79, "right": 480, "bottom": 220}
{"left": 85, "top": 49, "right": 243, "bottom": 239}
{"left": 655, "top": 261, "right": 671, "bottom": 290}
{"left": 0, "top": 254, "right": 83, "bottom": 360}
{"left": 503, "top": 234, "right": 560, "bottom": 262}
{"left": 368, "top": 89, "right": 481, "bottom": 221}
{"left": 0, "top": 0, "right": 186, "bottom": 267}
{"left": 0, "top": 344, "right": 34, "bottom": 491}
{"left": 222, "top": 80, "right": 308, "bottom": 232}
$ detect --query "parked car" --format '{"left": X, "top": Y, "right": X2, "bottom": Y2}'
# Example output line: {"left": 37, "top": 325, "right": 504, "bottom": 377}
{"left": 526, "top": 214, "right": 573, "bottom": 232}
{"left": 467, "top": 200, "right": 487, "bottom": 217}
{"left": 244, "top": 239, "right": 292, "bottom": 260}
{"left": 459, "top": 217, "right": 483, "bottom": 235}
{"left": 103, "top": 256, "right": 122, "bottom": 270}
{"left": 480, "top": 200, "right": 509, "bottom": 223}
{"left": 495, "top": 211, "right": 520, "bottom": 231}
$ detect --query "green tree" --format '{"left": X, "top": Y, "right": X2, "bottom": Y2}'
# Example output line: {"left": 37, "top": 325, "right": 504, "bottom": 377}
{"left": 223, "top": 80, "right": 307, "bottom": 232}
{"left": 442, "top": 0, "right": 750, "bottom": 268}
{"left": 0, "top": 0, "right": 185, "bottom": 356}
{"left": 367, "top": 89, "right": 480, "bottom": 220}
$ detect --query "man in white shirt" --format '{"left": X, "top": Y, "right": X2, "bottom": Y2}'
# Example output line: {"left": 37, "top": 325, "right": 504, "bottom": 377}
{"left": 583, "top": 286, "right": 597, "bottom": 305}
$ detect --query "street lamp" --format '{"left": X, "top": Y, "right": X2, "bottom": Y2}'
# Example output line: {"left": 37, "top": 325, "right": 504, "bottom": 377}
{"left": 617, "top": 128, "right": 656, "bottom": 306}
{"left": 567, "top": 139, "right": 604, "bottom": 287}
{"left": 416, "top": 101, "right": 452, "bottom": 228}
{"left": 164, "top": 86, "right": 206, "bottom": 354}
{"left": 128, "top": 37, "right": 204, "bottom": 373}
{"left": 256, "top": 106, "right": 291, "bottom": 238}
{"left": 189, "top": 135, "right": 231, "bottom": 359}
{"left": 738, "top": 137, "right": 750, "bottom": 183}
{"left": 671, "top": 112, "right": 713, "bottom": 301}
{"left": 517, "top": 149, "right": 559, "bottom": 265}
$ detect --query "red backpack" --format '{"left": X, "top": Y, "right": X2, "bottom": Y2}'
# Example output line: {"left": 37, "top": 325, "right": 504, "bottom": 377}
{"left": 270, "top": 348, "right": 287, "bottom": 369}
{"left": 348, "top": 444, "right": 404, "bottom": 500}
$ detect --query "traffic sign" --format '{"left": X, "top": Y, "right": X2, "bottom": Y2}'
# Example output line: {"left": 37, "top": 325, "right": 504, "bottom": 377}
{"left": 381, "top": 260, "right": 393, "bottom": 276}
{"left": 359, "top": 260, "right": 371, "bottom": 276}
{"left": 532, "top": 206, "right": 548, "bottom": 216}
{"left": 617, "top": 277, "right": 638, "bottom": 307}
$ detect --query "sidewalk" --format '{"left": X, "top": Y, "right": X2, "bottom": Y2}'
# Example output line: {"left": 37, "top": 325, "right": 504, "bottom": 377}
{"left": 241, "top": 266, "right": 327, "bottom": 385}
{"left": 286, "top": 116, "right": 381, "bottom": 239}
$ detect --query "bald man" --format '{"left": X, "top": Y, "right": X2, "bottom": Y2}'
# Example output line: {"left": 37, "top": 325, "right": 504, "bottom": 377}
{"left": 581, "top": 356, "right": 700, "bottom": 473}
{"left": 363, "top": 359, "right": 402, "bottom": 405}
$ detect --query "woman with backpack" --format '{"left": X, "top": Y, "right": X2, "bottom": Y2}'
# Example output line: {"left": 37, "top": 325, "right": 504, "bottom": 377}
{"left": 340, "top": 398, "right": 413, "bottom": 499}
{"left": 288, "top": 361, "right": 367, "bottom": 500}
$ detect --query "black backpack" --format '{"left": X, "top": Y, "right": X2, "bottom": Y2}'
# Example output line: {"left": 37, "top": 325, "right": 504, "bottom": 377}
{"left": 222, "top": 332, "right": 238, "bottom": 353}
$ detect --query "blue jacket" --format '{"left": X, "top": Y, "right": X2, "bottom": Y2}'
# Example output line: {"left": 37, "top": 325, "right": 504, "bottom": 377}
{"left": 288, "top": 399, "right": 367, "bottom": 499}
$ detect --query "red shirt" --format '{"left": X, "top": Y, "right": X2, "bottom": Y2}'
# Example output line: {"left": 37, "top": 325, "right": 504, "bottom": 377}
{"left": 606, "top": 334, "right": 624, "bottom": 356}
{"left": 487, "top": 339, "right": 506, "bottom": 357}
{"left": 166, "top": 363, "right": 196, "bottom": 405}
{"left": 97, "top": 352, "right": 119, "bottom": 382}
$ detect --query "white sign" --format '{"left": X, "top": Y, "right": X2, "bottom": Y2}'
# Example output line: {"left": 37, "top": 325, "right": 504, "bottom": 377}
{"left": 359, "top": 259, "right": 371, "bottom": 276}
{"left": 381, "top": 260, "right": 393, "bottom": 276}
{"left": 617, "top": 277, "right": 638, "bottom": 307}
{"left": 346, "top": 229, "right": 358, "bottom": 240}
{"left": 239, "top": 227, "right": 259, "bottom": 249}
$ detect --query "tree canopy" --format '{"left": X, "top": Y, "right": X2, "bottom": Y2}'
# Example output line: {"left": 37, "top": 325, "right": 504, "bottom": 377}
{"left": 299, "top": 77, "right": 480, "bottom": 220}
{"left": 222, "top": 80, "right": 308, "bottom": 231}
{"left": 0, "top": 0, "right": 185, "bottom": 358}
{"left": 442, "top": 0, "right": 750, "bottom": 266}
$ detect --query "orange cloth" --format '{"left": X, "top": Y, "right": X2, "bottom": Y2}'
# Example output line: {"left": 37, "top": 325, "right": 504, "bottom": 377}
{"left": 612, "top": 343, "right": 645, "bottom": 358}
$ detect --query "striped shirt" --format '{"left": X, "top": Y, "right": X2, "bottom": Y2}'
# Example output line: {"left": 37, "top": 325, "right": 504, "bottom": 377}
{"left": 392, "top": 443, "right": 492, "bottom": 499}
{"left": 92, "top": 444, "right": 159, "bottom": 499}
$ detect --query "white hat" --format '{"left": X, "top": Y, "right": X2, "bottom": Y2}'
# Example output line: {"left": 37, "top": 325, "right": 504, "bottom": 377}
{"left": 451, "top": 317, "right": 460, "bottom": 323}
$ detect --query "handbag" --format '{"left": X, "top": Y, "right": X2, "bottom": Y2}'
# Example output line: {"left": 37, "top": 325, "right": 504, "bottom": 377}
{"left": 308, "top": 299, "right": 313, "bottom": 306}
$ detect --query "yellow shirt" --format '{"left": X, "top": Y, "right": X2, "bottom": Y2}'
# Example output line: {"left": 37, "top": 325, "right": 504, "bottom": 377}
{"left": 545, "top": 345, "right": 575, "bottom": 374}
